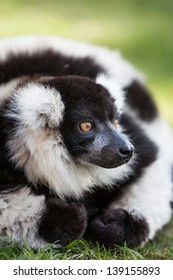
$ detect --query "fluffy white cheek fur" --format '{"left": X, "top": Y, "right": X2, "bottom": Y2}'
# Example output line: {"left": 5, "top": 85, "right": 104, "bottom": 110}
{"left": 7, "top": 83, "right": 65, "bottom": 128}
{"left": 5, "top": 83, "right": 77, "bottom": 197}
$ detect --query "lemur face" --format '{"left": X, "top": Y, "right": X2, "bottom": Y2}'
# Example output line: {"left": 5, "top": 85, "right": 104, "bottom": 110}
{"left": 42, "top": 76, "right": 134, "bottom": 169}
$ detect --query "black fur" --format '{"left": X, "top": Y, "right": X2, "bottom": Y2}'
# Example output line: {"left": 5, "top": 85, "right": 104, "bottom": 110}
{"left": 42, "top": 76, "right": 116, "bottom": 122}
{"left": 0, "top": 114, "right": 28, "bottom": 193}
{"left": 42, "top": 76, "right": 122, "bottom": 165}
{"left": 124, "top": 80, "right": 158, "bottom": 122}
{"left": 86, "top": 208, "right": 149, "bottom": 248}
{"left": 171, "top": 202, "right": 173, "bottom": 210}
{"left": 38, "top": 198, "right": 87, "bottom": 245}
{"left": 0, "top": 50, "right": 104, "bottom": 83}
{"left": 120, "top": 114, "right": 158, "bottom": 174}
{"left": 43, "top": 77, "right": 133, "bottom": 168}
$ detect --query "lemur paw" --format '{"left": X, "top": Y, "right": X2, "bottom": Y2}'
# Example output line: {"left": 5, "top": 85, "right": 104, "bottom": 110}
{"left": 86, "top": 208, "right": 149, "bottom": 248}
{"left": 38, "top": 198, "right": 87, "bottom": 245}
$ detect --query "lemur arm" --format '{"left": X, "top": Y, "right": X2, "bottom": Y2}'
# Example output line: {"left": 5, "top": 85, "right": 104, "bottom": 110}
{"left": 0, "top": 187, "right": 87, "bottom": 248}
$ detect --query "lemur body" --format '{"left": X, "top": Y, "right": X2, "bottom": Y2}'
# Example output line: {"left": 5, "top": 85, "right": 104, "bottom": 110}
{"left": 0, "top": 36, "right": 172, "bottom": 248}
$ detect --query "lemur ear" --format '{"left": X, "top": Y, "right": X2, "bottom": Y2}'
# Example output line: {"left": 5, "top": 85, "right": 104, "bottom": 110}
{"left": 6, "top": 83, "right": 65, "bottom": 130}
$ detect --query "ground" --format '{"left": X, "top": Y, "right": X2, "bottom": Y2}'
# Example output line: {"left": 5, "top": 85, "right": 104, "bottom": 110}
{"left": 0, "top": 217, "right": 173, "bottom": 260}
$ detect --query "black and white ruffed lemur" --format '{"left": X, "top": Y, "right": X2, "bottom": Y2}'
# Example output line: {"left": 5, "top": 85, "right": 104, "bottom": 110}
{"left": 0, "top": 36, "right": 172, "bottom": 248}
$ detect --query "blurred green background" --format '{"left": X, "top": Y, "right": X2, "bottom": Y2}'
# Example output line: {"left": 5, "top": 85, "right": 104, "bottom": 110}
{"left": 0, "top": 0, "right": 172, "bottom": 125}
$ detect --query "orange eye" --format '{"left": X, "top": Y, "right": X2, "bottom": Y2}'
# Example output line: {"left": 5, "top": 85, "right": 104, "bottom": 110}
{"left": 79, "top": 122, "right": 92, "bottom": 132}
{"left": 113, "top": 119, "right": 119, "bottom": 129}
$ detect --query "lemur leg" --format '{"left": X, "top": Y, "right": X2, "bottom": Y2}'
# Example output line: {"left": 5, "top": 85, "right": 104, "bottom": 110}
{"left": 0, "top": 187, "right": 87, "bottom": 248}
{"left": 87, "top": 158, "right": 173, "bottom": 248}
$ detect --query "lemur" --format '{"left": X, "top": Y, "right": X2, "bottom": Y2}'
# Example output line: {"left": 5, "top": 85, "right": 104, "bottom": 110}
{"left": 0, "top": 36, "right": 172, "bottom": 248}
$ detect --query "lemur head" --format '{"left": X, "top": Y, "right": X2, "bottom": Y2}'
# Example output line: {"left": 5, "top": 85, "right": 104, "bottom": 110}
{"left": 48, "top": 76, "right": 134, "bottom": 169}
{"left": 3, "top": 75, "right": 134, "bottom": 197}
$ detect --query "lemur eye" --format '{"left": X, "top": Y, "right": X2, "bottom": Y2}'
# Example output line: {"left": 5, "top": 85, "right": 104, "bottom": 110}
{"left": 113, "top": 119, "right": 119, "bottom": 129}
{"left": 79, "top": 122, "right": 92, "bottom": 132}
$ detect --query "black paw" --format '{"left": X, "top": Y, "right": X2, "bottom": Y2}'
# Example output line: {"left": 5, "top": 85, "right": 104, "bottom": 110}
{"left": 86, "top": 208, "right": 149, "bottom": 248}
{"left": 38, "top": 198, "right": 87, "bottom": 245}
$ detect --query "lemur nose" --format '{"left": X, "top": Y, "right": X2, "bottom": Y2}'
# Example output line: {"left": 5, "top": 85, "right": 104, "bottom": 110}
{"left": 119, "top": 145, "right": 134, "bottom": 161}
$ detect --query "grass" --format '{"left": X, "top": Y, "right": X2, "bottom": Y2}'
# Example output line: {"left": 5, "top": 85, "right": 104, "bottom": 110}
{"left": 0, "top": 216, "right": 173, "bottom": 260}
{"left": 0, "top": 0, "right": 173, "bottom": 259}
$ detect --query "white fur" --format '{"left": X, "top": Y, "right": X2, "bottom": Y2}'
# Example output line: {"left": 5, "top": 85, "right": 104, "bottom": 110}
{"left": 0, "top": 187, "right": 46, "bottom": 248}
{"left": 93, "top": 133, "right": 110, "bottom": 150}
{"left": 96, "top": 74, "right": 125, "bottom": 113}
